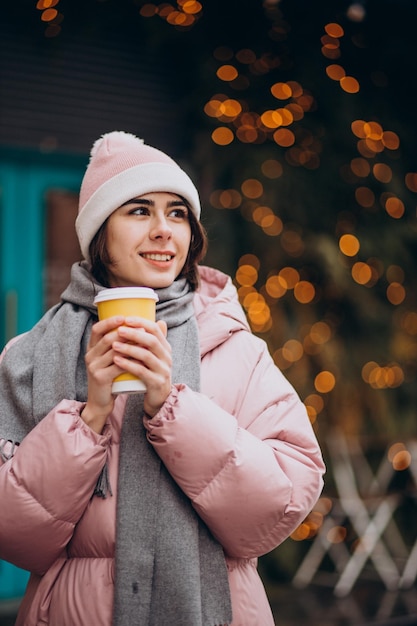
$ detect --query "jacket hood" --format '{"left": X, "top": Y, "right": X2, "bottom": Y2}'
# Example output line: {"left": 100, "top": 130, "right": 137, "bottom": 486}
{"left": 194, "top": 266, "right": 250, "bottom": 357}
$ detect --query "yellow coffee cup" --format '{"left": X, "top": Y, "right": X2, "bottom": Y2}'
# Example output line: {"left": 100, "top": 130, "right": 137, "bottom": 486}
{"left": 94, "top": 286, "right": 159, "bottom": 394}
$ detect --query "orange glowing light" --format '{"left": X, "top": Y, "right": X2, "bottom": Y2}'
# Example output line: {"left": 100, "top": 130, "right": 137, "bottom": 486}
{"left": 252, "top": 206, "right": 272, "bottom": 225}
{"left": 236, "top": 264, "right": 258, "bottom": 287}
{"left": 247, "top": 298, "right": 272, "bottom": 331}
{"left": 159, "top": 5, "right": 174, "bottom": 17}
{"left": 37, "top": 0, "right": 59, "bottom": 7}
{"left": 274, "top": 108, "right": 292, "bottom": 126}
{"left": 291, "top": 523, "right": 311, "bottom": 541}
{"left": 286, "top": 103, "right": 304, "bottom": 121}
{"left": 297, "top": 94, "right": 315, "bottom": 111}
{"left": 355, "top": 186, "right": 375, "bottom": 208}
{"left": 364, "top": 121, "right": 383, "bottom": 138}
{"left": 373, "top": 163, "right": 392, "bottom": 183}
{"left": 386, "top": 265, "right": 404, "bottom": 283}
{"left": 361, "top": 361, "right": 379, "bottom": 383}
{"left": 282, "top": 339, "right": 304, "bottom": 363}
{"left": 388, "top": 443, "right": 411, "bottom": 468}
{"left": 222, "top": 99, "right": 242, "bottom": 118}
{"left": 262, "top": 215, "right": 283, "bottom": 236}
{"left": 340, "top": 76, "right": 360, "bottom": 93}
{"left": 219, "top": 189, "right": 242, "bottom": 209}
{"left": 140, "top": 3, "right": 158, "bottom": 16}
{"left": 182, "top": 1, "right": 202, "bottom": 14}
{"left": 392, "top": 450, "right": 411, "bottom": 471}
{"left": 205, "top": 98, "right": 242, "bottom": 120}
{"left": 243, "top": 291, "right": 262, "bottom": 308}
{"left": 260, "top": 110, "right": 283, "bottom": 128}
{"left": 239, "top": 254, "right": 260, "bottom": 269}
{"left": 321, "top": 34, "right": 339, "bottom": 47}
{"left": 386, "top": 282, "right": 406, "bottom": 305}
{"left": 294, "top": 281, "right": 315, "bottom": 303}
{"left": 351, "top": 157, "right": 370, "bottom": 177}
{"left": 279, "top": 267, "right": 300, "bottom": 289}
{"left": 265, "top": 275, "right": 287, "bottom": 298}
{"left": 41, "top": 8, "right": 58, "bottom": 21}
{"left": 321, "top": 46, "right": 341, "bottom": 60}
{"left": 326, "top": 64, "right": 346, "bottom": 81}
{"left": 352, "top": 262, "right": 372, "bottom": 285}
{"left": 339, "top": 233, "right": 360, "bottom": 256}
{"left": 351, "top": 120, "right": 367, "bottom": 138}
{"left": 211, "top": 127, "right": 234, "bottom": 145}
{"left": 314, "top": 371, "right": 336, "bottom": 393}
{"left": 382, "top": 131, "right": 400, "bottom": 150}
{"left": 327, "top": 526, "right": 347, "bottom": 544}
{"left": 385, "top": 196, "right": 405, "bottom": 219}
{"left": 273, "top": 128, "right": 295, "bottom": 147}
{"left": 217, "top": 65, "right": 238, "bottom": 81}
{"left": 305, "top": 405, "right": 318, "bottom": 423}
{"left": 166, "top": 11, "right": 185, "bottom": 24}
{"left": 287, "top": 81, "right": 303, "bottom": 97}
{"left": 388, "top": 442, "right": 406, "bottom": 462}
{"left": 304, "top": 393, "right": 325, "bottom": 415}
{"left": 204, "top": 99, "right": 223, "bottom": 118}
{"left": 236, "top": 126, "right": 259, "bottom": 144}
{"left": 210, "top": 189, "right": 242, "bottom": 209}
{"left": 367, "top": 139, "right": 385, "bottom": 154}
{"left": 261, "top": 159, "right": 283, "bottom": 178}
{"left": 405, "top": 172, "right": 417, "bottom": 192}
{"left": 310, "top": 322, "right": 331, "bottom": 344}
{"left": 325, "top": 22, "right": 344, "bottom": 38}
{"left": 273, "top": 348, "right": 291, "bottom": 371}
{"left": 281, "top": 230, "right": 305, "bottom": 256}
{"left": 241, "top": 179, "right": 263, "bottom": 199}
{"left": 402, "top": 311, "right": 417, "bottom": 334}
{"left": 270, "top": 82, "right": 292, "bottom": 99}
{"left": 357, "top": 139, "right": 377, "bottom": 159}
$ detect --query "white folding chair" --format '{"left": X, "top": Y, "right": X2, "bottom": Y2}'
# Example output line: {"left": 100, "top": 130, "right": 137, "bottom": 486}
{"left": 399, "top": 439, "right": 417, "bottom": 589}
{"left": 293, "top": 430, "right": 408, "bottom": 597}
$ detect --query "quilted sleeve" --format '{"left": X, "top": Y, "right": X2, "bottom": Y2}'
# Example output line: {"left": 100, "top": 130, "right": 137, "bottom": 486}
{"left": 0, "top": 400, "right": 110, "bottom": 574}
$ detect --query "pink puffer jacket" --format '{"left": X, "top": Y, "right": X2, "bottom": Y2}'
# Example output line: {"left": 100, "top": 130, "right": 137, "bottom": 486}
{"left": 0, "top": 265, "right": 325, "bottom": 625}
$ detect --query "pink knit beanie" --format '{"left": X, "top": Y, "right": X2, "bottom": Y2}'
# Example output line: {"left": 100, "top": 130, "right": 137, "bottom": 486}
{"left": 76, "top": 131, "right": 201, "bottom": 261}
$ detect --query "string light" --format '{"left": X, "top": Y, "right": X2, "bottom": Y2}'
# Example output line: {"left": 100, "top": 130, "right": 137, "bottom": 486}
{"left": 139, "top": 1, "right": 202, "bottom": 27}
{"left": 36, "top": 0, "right": 63, "bottom": 37}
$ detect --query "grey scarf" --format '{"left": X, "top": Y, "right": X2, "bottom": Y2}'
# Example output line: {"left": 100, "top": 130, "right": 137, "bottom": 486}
{"left": 0, "top": 262, "right": 232, "bottom": 626}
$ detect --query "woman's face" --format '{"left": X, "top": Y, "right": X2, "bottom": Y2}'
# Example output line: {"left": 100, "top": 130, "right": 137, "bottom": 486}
{"left": 105, "top": 192, "right": 192, "bottom": 289}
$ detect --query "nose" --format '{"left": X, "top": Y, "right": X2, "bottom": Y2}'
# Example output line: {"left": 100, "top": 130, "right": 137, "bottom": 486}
{"left": 149, "top": 214, "right": 172, "bottom": 240}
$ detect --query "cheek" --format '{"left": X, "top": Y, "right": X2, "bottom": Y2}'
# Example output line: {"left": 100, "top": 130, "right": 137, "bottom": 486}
{"left": 180, "top": 227, "right": 192, "bottom": 253}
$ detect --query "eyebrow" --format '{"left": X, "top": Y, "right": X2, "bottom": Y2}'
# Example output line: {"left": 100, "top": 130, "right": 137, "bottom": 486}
{"left": 120, "top": 197, "right": 188, "bottom": 208}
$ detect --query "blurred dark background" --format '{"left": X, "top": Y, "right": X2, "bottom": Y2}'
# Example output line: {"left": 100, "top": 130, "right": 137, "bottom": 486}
{"left": 1, "top": 0, "right": 417, "bottom": 623}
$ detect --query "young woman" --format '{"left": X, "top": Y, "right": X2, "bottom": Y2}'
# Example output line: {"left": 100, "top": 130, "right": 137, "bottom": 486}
{"left": 0, "top": 131, "right": 325, "bottom": 626}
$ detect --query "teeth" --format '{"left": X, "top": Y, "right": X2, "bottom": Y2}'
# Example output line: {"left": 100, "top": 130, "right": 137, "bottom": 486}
{"left": 142, "top": 253, "right": 173, "bottom": 261}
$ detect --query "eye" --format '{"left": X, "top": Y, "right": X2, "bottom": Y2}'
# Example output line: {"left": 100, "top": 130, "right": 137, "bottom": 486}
{"left": 169, "top": 207, "right": 188, "bottom": 219}
{"left": 129, "top": 205, "right": 150, "bottom": 216}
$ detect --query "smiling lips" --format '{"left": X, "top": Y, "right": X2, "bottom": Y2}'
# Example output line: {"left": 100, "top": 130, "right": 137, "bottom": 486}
{"left": 141, "top": 253, "right": 174, "bottom": 262}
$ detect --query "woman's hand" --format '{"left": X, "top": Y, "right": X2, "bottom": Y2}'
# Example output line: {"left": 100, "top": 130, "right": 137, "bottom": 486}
{"left": 113, "top": 317, "right": 172, "bottom": 418}
{"left": 81, "top": 315, "right": 125, "bottom": 434}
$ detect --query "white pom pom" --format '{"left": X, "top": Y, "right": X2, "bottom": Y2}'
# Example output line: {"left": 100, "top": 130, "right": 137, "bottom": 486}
{"left": 89, "top": 131, "right": 144, "bottom": 160}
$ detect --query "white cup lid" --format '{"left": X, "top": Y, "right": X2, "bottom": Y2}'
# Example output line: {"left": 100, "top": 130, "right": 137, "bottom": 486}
{"left": 94, "top": 287, "right": 159, "bottom": 304}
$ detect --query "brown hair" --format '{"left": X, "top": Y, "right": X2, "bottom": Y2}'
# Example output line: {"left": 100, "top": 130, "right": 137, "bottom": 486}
{"left": 89, "top": 200, "right": 208, "bottom": 290}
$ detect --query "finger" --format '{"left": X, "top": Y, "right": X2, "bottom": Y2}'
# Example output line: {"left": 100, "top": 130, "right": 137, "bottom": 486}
{"left": 157, "top": 320, "right": 168, "bottom": 338}
{"left": 123, "top": 316, "right": 166, "bottom": 338}
{"left": 118, "top": 321, "right": 171, "bottom": 355}
{"left": 89, "top": 316, "right": 125, "bottom": 348}
{"left": 113, "top": 348, "right": 171, "bottom": 393}
{"left": 113, "top": 339, "right": 171, "bottom": 369}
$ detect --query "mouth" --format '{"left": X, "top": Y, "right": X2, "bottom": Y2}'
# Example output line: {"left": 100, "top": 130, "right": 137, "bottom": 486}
{"left": 140, "top": 253, "right": 174, "bottom": 262}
